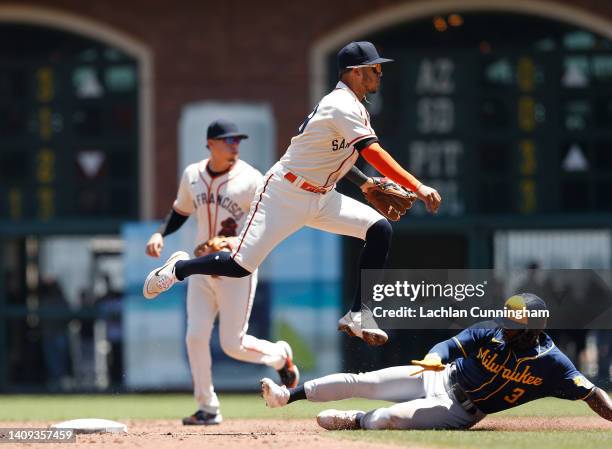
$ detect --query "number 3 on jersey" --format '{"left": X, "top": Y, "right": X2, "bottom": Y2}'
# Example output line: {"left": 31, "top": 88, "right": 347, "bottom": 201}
{"left": 503, "top": 387, "right": 526, "bottom": 404}
{"left": 297, "top": 104, "right": 319, "bottom": 135}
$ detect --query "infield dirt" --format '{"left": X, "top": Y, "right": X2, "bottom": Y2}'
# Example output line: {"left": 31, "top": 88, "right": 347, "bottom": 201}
{"left": 4, "top": 417, "right": 611, "bottom": 449}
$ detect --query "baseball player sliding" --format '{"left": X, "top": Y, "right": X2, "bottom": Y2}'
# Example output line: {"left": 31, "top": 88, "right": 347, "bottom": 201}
{"left": 261, "top": 293, "right": 612, "bottom": 430}
{"left": 144, "top": 41, "right": 441, "bottom": 346}
{"left": 145, "top": 119, "right": 299, "bottom": 426}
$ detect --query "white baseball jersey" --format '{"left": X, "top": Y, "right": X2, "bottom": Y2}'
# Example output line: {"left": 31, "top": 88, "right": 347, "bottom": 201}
{"left": 232, "top": 82, "right": 384, "bottom": 273}
{"left": 279, "top": 81, "right": 377, "bottom": 188}
{"left": 173, "top": 158, "right": 262, "bottom": 245}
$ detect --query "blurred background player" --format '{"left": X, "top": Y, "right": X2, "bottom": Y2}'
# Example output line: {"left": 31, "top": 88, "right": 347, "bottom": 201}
{"left": 145, "top": 119, "right": 298, "bottom": 425}
{"left": 261, "top": 293, "right": 612, "bottom": 430}
{"left": 144, "top": 41, "right": 441, "bottom": 346}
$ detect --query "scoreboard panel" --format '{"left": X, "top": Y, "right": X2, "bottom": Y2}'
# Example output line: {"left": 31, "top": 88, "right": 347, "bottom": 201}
{"left": 344, "top": 13, "right": 612, "bottom": 218}
{"left": 0, "top": 25, "right": 139, "bottom": 226}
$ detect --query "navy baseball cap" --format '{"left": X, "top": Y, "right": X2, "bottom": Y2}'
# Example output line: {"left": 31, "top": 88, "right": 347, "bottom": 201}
{"left": 206, "top": 119, "right": 249, "bottom": 140}
{"left": 337, "top": 41, "right": 394, "bottom": 71}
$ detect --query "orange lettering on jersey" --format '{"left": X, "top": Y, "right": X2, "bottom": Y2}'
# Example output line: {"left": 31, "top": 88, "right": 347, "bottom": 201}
{"left": 509, "top": 365, "right": 543, "bottom": 386}
{"left": 503, "top": 387, "right": 526, "bottom": 404}
{"left": 477, "top": 348, "right": 543, "bottom": 386}
{"left": 477, "top": 348, "right": 504, "bottom": 374}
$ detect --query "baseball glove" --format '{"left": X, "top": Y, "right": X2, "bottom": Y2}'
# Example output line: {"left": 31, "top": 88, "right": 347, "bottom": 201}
{"left": 193, "top": 236, "right": 234, "bottom": 258}
{"left": 363, "top": 177, "right": 417, "bottom": 221}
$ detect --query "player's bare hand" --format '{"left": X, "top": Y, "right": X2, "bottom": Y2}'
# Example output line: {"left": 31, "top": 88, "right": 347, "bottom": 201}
{"left": 360, "top": 177, "right": 376, "bottom": 194}
{"left": 416, "top": 184, "right": 442, "bottom": 214}
{"left": 146, "top": 233, "right": 164, "bottom": 258}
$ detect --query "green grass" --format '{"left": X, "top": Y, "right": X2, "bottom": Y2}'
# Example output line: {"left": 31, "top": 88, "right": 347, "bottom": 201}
{"left": 335, "top": 430, "right": 612, "bottom": 449}
{"left": 0, "top": 394, "right": 610, "bottom": 449}
{"left": 0, "top": 393, "right": 389, "bottom": 421}
{"left": 332, "top": 398, "right": 612, "bottom": 449}
{"left": 0, "top": 393, "right": 598, "bottom": 421}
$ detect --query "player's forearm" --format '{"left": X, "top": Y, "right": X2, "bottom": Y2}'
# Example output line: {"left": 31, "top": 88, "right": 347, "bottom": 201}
{"left": 361, "top": 143, "right": 422, "bottom": 191}
{"left": 344, "top": 165, "right": 370, "bottom": 188}
{"left": 156, "top": 208, "right": 189, "bottom": 237}
{"left": 427, "top": 338, "right": 463, "bottom": 363}
{"left": 585, "top": 387, "right": 612, "bottom": 421}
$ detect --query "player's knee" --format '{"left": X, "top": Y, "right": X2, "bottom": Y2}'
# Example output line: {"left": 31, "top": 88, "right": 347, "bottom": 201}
{"left": 185, "top": 330, "right": 208, "bottom": 347}
{"left": 366, "top": 218, "right": 393, "bottom": 246}
{"left": 232, "top": 263, "right": 251, "bottom": 278}
{"left": 219, "top": 336, "right": 243, "bottom": 359}
{"left": 226, "top": 257, "right": 251, "bottom": 278}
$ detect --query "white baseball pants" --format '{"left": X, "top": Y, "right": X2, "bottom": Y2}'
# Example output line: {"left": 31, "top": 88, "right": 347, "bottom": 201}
{"left": 304, "top": 365, "right": 486, "bottom": 429}
{"left": 232, "top": 163, "right": 384, "bottom": 272}
{"left": 185, "top": 271, "right": 286, "bottom": 414}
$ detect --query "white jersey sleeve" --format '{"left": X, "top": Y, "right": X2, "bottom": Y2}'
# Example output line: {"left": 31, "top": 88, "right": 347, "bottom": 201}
{"left": 173, "top": 168, "right": 195, "bottom": 215}
{"left": 332, "top": 96, "right": 376, "bottom": 147}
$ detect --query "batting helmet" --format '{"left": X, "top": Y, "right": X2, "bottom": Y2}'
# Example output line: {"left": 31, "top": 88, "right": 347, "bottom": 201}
{"left": 499, "top": 293, "right": 548, "bottom": 351}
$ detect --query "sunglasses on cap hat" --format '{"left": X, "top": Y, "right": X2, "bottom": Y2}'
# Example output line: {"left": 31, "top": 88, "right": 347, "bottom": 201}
{"left": 346, "top": 63, "right": 383, "bottom": 74}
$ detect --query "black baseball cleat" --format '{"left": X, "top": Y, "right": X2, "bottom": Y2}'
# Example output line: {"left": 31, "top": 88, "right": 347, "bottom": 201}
{"left": 182, "top": 410, "right": 223, "bottom": 425}
{"left": 276, "top": 340, "right": 300, "bottom": 388}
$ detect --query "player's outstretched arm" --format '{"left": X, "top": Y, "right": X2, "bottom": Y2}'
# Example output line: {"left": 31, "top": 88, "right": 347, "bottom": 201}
{"left": 360, "top": 143, "right": 441, "bottom": 213}
{"left": 425, "top": 337, "right": 466, "bottom": 363}
{"left": 344, "top": 165, "right": 371, "bottom": 188}
{"left": 585, "top": 387, "right": 612, "bottom": 421}
{"left": 421, "top": 327, "right": 488, "bottom": 364}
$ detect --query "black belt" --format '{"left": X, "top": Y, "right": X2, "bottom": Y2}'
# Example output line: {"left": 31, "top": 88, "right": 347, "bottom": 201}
{"left": 449, "top": 366, "right": 479, "bottom": 415}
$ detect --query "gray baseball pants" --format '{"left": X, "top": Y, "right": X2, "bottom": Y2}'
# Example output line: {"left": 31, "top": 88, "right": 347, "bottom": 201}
{"left": 303, "top": 365, "right": 486, "bottom": 430}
